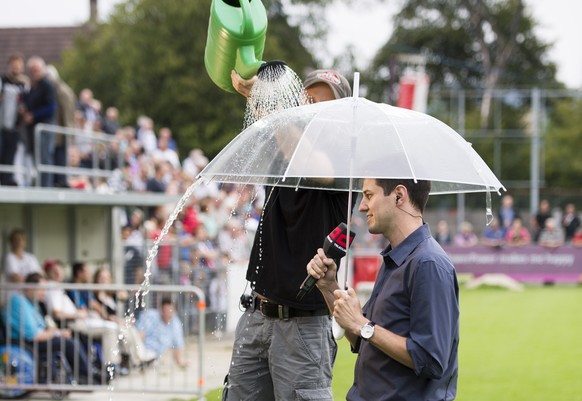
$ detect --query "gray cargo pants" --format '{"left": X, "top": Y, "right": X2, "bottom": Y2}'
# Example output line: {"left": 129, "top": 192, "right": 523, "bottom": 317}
{"left": 223, "top": 307, "right": 337, "bottom": 401}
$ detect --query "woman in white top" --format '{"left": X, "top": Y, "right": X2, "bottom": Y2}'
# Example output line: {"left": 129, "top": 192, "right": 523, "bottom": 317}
{"left": 4, "top": 228, "right": 41, "bottom": 283}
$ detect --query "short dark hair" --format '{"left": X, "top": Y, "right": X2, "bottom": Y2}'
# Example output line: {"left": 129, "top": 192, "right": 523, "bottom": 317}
{"left": 375, "top": 179, "right": 431, "bottom": 213}
{"left": 8, "top": 53, "right": 24, "bottom": 64}
{"left": 9, "top": 228, "right": 25, "bottom": 245}
{"left": 72, "top": 262, "right": 86, "bottom": 278}
{"left": 25, "top": 272, "right": 45, "bottom": 284}
{"left": 160, "top": 296, "right": 173, "bottom": 308}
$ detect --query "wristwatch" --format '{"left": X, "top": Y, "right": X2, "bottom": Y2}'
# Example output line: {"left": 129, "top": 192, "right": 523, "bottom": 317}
{"left": 360, "top": 321, "right": 376, "bottom": 341}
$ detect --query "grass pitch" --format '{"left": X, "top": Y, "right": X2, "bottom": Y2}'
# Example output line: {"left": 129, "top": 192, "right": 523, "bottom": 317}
{"left": 332, "top": 285, "right": 582, "bottom": 401}
{"left": 203, "top": 285, "right": 582, "bottom": 400}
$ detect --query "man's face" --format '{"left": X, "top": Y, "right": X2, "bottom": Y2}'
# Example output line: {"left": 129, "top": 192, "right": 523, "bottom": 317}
{"left": 27, "top": 61, "right": 44, "bottom": 83}
{"left": 80, "top": 89, "right": 93, "bottom": 104}
{"left": 48, "top": 264, "right": 64, "bottom": 282}
{"left": 305, "top": 82, "right": 335, "bottom": 103}
{"left": 8, "top": 58, "right": 24, "bottom": 76}
{"left": 11, "top": 233, "right": 25, "bottom": 249}
{"left": 359, "top": 178, "right": 393, "bottom": 236}
{"left": 161, "top": 303, "right": 173, "bottom": 324}
{"left": 25, "top": 280, "right": 46, "bottom": 302}
{"left": 78, "top": 265, "right": 89, "bottom": 283}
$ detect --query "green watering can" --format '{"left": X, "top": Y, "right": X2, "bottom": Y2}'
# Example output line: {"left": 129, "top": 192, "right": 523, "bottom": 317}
{"left": 205, "top": 0, "right": 268, "bottom": 93}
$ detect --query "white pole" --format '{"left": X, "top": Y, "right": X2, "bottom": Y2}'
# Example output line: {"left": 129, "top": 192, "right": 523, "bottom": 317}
{"left": 343, "top": 72, "right": 360, "bottom": 289}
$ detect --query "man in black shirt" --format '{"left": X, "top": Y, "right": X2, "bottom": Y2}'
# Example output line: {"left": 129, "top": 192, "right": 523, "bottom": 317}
{"left": 224, "top": 69, "right": 352, "bottom": 401}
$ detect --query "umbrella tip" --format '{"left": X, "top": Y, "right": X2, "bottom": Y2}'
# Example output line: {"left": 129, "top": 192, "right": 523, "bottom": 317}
{"left": 353, "top": 72, "right": 360, "bottom": 98}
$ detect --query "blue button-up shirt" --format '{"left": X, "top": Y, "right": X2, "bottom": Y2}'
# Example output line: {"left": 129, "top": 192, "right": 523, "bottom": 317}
{"left": 135, "top": 309, "right": 185, "bottom": 357}
{"left": 348, "top": 224, "right": 459, "bottom": 401}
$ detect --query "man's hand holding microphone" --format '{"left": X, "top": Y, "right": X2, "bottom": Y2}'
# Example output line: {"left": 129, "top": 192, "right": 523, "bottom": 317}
{"left": 307, "top": 249, "right": 366, "bottom": 335}
{"left": 306, "top": 247, "right": 340, "bottom": 295}
{"left": 304, "top": 223, "right": 368, "bottom": 339}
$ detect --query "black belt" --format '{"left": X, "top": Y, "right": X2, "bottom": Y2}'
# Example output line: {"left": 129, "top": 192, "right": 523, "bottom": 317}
{"left": 253, "top": 296, "right": 329, "bottom": 320}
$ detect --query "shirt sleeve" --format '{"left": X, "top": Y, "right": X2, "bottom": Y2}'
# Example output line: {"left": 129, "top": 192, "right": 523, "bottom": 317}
{"left": 171, "top": 317, "right": 185, "bottom": 349}
{"left": 405, "top": 260, "right": 458, "bottom": 380}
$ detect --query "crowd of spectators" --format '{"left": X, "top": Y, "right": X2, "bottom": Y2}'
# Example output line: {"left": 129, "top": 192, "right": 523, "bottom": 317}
{"left": 433, "top": 195, "right": 582, "bottom": 248}
{"left": 117, "top": 181, "right": 260, "bottom": 318}
{"left": 0, "top": 53, "right": 209, "bottom": 194}
{"left": 1, "top": 229, "right": 188, "bottom": 378}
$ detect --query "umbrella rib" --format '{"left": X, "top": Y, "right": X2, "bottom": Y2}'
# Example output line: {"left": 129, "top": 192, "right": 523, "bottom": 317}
{"left": 381, "top": 107, "right": 418, "bottom": 182}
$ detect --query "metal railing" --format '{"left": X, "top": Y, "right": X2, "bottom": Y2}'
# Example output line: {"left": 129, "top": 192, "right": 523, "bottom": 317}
{"left": 0, "top": 282, "right": 207, "bottom": 399}
{"left": 0, "top": 123, "right": 124, "bottom": 188}
{"left": 33, "top": 123, "right": 125, "bottom": 188}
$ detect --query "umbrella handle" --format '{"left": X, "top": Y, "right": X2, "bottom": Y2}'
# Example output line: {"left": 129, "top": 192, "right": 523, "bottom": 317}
{"left": 332, "top": 288, "right": 349, "bottom": 340}
{"left": 332, "top": 317, "right": 345, "bottom": 340}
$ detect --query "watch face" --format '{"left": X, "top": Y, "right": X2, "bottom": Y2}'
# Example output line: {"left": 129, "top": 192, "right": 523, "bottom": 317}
{"left": 361, "top": 324, "right": 374, "bottom": 340}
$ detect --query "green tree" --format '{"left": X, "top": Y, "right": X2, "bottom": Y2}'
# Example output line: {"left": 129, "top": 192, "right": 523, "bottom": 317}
{"left": 545, "top": 99, "right": 582, "bottom": 188}
{"left": 357, "top": 0, "right": 561, "bottom": 187}
{"left": 365, "top": 0, "right": 559, "bottom": 126}
{"left": 59, "top": 0, "right": 317, "bottom": 158}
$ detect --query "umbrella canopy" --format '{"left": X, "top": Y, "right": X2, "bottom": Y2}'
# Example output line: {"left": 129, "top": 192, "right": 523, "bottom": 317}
{"left": 198, "top": 96, "right": 505, "bottom": 195}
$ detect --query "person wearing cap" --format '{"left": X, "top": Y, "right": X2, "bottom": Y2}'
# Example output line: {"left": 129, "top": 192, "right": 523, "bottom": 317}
{"left": 231, "top": 67, "right": 351, "bottom": 101}
{"left": 223, "top": 69, "right": 353, "bottom": 401}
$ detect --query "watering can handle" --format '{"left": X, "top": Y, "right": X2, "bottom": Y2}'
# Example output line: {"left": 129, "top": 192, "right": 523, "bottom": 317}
{"left": 239, "top": 0, "right": 254, "bottom": 36}
{"left": 235, "top": 0, "right": 264, "bottom": 79}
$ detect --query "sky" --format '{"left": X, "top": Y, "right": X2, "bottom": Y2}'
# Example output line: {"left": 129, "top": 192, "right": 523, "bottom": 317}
{"left": 0, "top": 0, "right": 580, "bottom": 88}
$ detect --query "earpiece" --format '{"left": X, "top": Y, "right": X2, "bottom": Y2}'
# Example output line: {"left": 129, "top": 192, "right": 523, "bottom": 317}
{"left": 395, "top": 193, "right": 423, "bottom": 219}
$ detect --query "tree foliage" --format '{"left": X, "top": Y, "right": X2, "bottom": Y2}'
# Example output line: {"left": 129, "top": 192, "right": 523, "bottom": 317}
{"left": 59, "top": 0, "right": 316, "bottom": 158}
{"left": 544, "top": 99, "right": 582, "bottom": 189}
{"left": 364, "top": 0, "right": 559, "bottom": 114}
{"left": 357, "top": 0, "right": 563, "bottom": 187}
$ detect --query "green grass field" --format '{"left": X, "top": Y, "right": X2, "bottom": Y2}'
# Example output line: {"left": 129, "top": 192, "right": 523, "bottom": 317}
{"left": 202, "top": 285, "right": 582, "bottom": 401}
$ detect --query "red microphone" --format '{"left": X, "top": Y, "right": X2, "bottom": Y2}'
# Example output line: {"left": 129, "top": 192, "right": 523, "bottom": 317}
{"left": 296, "top": 223, "right": 356, "bottom": 301}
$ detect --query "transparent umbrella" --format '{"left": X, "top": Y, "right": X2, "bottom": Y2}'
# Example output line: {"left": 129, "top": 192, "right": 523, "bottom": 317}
{"left": 198, "top": 72, "right": 504, "bottom": 290}
{"left": 198, "top": 82, "right": 504, "bottom": 196}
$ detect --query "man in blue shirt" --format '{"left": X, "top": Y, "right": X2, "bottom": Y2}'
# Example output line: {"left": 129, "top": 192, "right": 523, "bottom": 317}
{"left": 66, "top": 261, "right": 102, "bottom": 315}
{"left": 307, "top": 178, "right": 459, "bottom": 401}
{"left": 136, "top": 297, "right": 186, "bottom": 368}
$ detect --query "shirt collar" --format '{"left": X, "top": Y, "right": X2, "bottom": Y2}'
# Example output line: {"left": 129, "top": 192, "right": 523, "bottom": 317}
{"left": 380, "top": 223, "right": 432, "bottom": 267}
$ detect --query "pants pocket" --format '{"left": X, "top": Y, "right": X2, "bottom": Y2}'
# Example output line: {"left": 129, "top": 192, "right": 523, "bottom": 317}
{"left": 295, "top": 387, "right": 333, "bottom": 401}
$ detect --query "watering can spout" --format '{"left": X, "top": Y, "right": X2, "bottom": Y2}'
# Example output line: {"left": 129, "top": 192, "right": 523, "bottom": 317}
{"left": 204, "top": 0, "right": 268, "bottom": 93}
{"left": 235, "top": 46, "right": 265, "bottom": 80}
